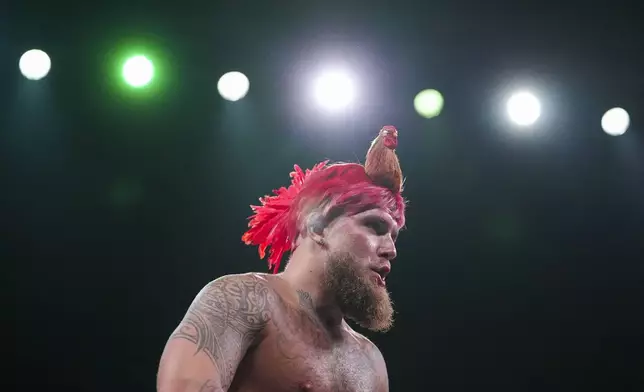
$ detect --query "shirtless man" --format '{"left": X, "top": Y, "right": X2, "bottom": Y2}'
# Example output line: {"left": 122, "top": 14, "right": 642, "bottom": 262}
{"left": 157, "top": 126, "right": 406, "bottom": 392}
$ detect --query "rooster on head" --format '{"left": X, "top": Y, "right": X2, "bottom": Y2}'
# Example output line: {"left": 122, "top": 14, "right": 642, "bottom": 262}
{"left": 365, "top": 125, "right": 403, "bottom": 193}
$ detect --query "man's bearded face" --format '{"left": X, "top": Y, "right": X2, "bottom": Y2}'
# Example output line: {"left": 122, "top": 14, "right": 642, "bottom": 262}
{"left": 320, "top": 209, "right": 398, "bottom": 332}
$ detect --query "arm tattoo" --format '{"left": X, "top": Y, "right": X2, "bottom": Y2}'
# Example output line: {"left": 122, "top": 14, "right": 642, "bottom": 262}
{"left": 170, "top": 275, "right": 272, "bottom": 389}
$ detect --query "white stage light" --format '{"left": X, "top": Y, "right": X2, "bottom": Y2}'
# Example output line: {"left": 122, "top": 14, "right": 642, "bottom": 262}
{"left": 313, "top": 70, "right": 355, "bottom": 111}
{"left": 601, "top": 107, "right": 630, "bottom": 136}
{"left": 217, "top": 71, "right": 250, "bottom": 102}
{"left": 19, "top": 49, "right": 51, "bottom": 80}
{"left": 507, "top": 91, "right": 541, "bottom": 126}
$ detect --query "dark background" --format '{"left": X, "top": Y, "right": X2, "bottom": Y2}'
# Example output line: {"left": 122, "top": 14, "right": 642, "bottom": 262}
{"left": 4, "top": 1, "right": 644, "bottom": 391}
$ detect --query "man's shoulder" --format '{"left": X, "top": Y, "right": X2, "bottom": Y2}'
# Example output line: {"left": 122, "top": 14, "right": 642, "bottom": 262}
{"left": 345, "top": 325, "right": 385, "bottom": 359}
{"left": 200, "top": 272, "right": 285, "bottom": 309}
{"left": 211, "top": 272, "right": 294, "bottom": 295}
{"left": 183, "top": 273, "right": 281, "bottom": 336}
{"left": 208, "top": 271, "right": 275, "bottom": 287}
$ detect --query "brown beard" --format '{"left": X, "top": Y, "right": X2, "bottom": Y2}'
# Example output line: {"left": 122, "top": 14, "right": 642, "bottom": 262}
{"left": 322, "top": 251, "right": 394, "bottom": 332}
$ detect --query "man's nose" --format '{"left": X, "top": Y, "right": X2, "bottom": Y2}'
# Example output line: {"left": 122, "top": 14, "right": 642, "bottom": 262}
{"left": 378, "top": 238, "right": 397, "bottom": 261}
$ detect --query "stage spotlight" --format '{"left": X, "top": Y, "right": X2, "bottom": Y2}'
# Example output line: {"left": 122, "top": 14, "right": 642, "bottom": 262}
{"left": 122, "top": 55, "right": 154, "bottom": 88}
{"left": 217, "top": 71, "right": 250, "bottom": 102}
{"left": 414, "top": 89, "right": 444, "bottom": 119}
{"left": 601, "top": 107, "right": 630, "bottom": 136}
{"left": 507, "top": 91, "right": 541, "bottom": 126}
{"left": 313, "top": 70, "right": 355, "bottom": 112}
{"left": 19, "top": 49, "right": 51, "bottom": 80}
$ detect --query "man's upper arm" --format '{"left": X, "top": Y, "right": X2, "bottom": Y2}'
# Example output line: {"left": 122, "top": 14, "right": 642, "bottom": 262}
{"left": 157, "top": 274, "right": 273, "bottom": 392}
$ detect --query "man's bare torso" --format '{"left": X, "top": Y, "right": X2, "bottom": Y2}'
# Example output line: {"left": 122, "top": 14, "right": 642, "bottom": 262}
{"left": 226, "top": 274, "right": 385, "bottom": 392}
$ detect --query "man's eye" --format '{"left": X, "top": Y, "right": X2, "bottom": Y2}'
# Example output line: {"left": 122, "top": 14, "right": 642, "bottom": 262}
{"left": 365, "top": 219, "right": 388, "bottom": 235}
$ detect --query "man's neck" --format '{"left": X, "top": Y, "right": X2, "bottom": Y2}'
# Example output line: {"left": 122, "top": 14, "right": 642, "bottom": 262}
{"left": 281, "top": 253, "right": 344, "bottom": 330}
{"left": 295, "top": 288, "right": 343, "bottom": 330}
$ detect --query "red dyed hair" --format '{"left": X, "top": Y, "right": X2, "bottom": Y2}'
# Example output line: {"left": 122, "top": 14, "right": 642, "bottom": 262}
{"left": 242, "top": 161, "right": 406, "bottom": 273}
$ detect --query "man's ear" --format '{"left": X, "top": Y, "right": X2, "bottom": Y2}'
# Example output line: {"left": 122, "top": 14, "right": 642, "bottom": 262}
{"left": 306, "top": 213, "right": 327, "bottom": 246}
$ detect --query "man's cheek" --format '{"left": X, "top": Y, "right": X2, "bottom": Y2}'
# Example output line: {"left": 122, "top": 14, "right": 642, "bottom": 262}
{"left": 344, "top": 232, "right": 372, "bottom": 256}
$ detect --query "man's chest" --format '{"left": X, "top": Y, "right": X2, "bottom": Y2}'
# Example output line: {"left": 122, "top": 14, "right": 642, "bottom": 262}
{"left": 234, "top": 311, "right": 383, "bottom": 392}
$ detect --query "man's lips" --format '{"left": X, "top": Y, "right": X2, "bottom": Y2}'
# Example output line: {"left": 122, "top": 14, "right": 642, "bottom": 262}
{"left": 372, "top": 263, "right": 391, "bottom": 279}
{"left": 372, "top": 271, "right": 386, "bottom": 287}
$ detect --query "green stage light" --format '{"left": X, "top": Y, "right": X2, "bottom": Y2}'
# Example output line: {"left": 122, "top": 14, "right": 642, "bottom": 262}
{"left": 414, "top": 89, "right": 444, "bottom": 119}
{"left": 122, "top": 55, "right": 154, "bottom": 88}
